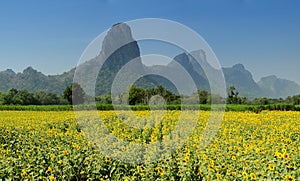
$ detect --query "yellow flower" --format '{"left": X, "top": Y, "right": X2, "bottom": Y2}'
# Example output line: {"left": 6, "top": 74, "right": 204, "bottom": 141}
{"left": 216, "top": 173, "right": 222, "bottom": 179}
{"left": 47, "top": 166, "right": 53, "bottom": 173}
{"left": 277, "top": 152, "right": 283, "bottom": 158}
{"left": 184, "top": 156, "right": 190, "bottom": 162}
{"left": 250, "top": 173, "right": 256, "bottom": 180}
{"left": 105, "top": 155, "right": 110, "bottom": 162}
{"left": 49, "top": 176, "right": 55, "bottom": 181}
{"left": 49, "top": 154, "right": 55, "bottom": 160}
{"left": 285, "top": 175, "right": 294, "bottom": 181}
{"left": 246, "top": 161, "right": 250, "bottom": 166}
{"left": 21, "top": 169, "right": 27, "bottom": 176}
{"left": 157, "top": 166, "right": 164, "bottom": 175}
{"left": 242, "top": 171, "right": 248, "bottom": 179}
{"left": 283, "top": 153, "right": 290, "bottom": 159}
{"left": 63, "top": 150, "right": 68, "bottom": 156}
{"left": 268, "top": 164, "right": 275, "bottom": 170}
{"left": 137, "top": 166, "right": 143, "bottom": 173}
{"left": 202, "top": 154, "right": 207, "bottom": 160}
{"left": 231, "top": 156, "right": 236, "bottom": 160}
{"left": 186, "top": 152, "right": 190, "bottom": 157}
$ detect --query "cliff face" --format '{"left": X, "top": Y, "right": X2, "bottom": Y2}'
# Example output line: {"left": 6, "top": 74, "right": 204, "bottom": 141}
{"left": 94, "top": 23, "right": 143, "bottom": 95}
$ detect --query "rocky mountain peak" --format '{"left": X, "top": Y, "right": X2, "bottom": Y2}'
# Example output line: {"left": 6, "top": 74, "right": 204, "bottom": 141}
{"left": 232, "top": 63, "right": 245, "bottom": 71}
{"left": 101, "top": 23, "right": 135, "bottom": 57}
{"left": 1, "top": 69, "right": 16, "bottom": 76}
{"left": 189, "top": 49, "right": 206, "bottom": 62}
{"left": 0, "top": 22, "right": 299, "bottom": 98}
{"left": 23, "top": 66, "right": 38, "bottom": 74}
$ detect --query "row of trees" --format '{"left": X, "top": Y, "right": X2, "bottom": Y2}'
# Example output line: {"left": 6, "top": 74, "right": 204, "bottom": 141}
{"left": 226, "top": 86, "right": 300, "bottom": 105}
{"left": 127, "top": 85, "right": 180, "bottom": 105}
{"left": 0, "top": 88, "right": 68, "bottom": 105}
{"left": 1, "top": 84, "right": 300, "bottom": 106}
{"left": 0, "top": 83, "right": 85, "bottom": 105}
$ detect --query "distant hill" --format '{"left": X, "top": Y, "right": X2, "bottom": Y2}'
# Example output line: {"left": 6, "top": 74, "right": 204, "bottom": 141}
{"left": 222, "top": 64, "right": 262, "bottom": 98}
{"left": 1, "top": 23, "right": 300, "bottom": 98}
{"left": 0, "top": 67, "right": 72, "bottom": 94}
{"left": 258, "top": 75, "right": 300, "bottom": 98}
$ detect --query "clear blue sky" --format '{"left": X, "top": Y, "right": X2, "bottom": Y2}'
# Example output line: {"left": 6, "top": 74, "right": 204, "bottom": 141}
{"left": 0, "top": 0, "right": 300, "bottom": 83}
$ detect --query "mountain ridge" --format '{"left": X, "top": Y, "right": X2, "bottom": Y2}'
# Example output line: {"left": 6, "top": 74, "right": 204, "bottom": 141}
{"left": 1, "top": 62, "right": 300, "bottom": 99}
{"left": 1, "top": 23, "right": 299, "bottom": 98}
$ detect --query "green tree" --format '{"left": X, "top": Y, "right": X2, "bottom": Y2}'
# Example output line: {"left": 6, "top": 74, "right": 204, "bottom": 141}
{"left": 128, "top": 85, "right": 146, "bottom": 105}
{"left": 14, "top": 90, "right": 36, "bottom": 105}
{"left": 64, "top": 83, "right": 85, "bottom": 105}
{"left": 3, "top": 88, "right": 18, "bottom": 105}
{"left": 285, "top": 95, "right": 300, "bottom": 105}
{"left": 3, "top": 89, "right": 38, "bottom": 105}
{"left": 0, "top": 92, "right": 4, "bottom": 105}
{"left": 227, "top": 86, "right": 242, "bottom": 104}
{"left": 96, "top": 94, "right": 112, "bottom": 104}
{"left": 207, "top": 93, "right": 226, "bottom": 104}
{"left": 198, "top": 90, "right": 208, "bottom": 104}
{"left": 252, "top": 97, "right": 269, "bottom": 105}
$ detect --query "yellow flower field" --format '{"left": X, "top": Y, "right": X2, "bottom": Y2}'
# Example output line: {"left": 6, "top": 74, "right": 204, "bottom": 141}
{"left": 0, "top": 110, "right": 299, "bottom": 180}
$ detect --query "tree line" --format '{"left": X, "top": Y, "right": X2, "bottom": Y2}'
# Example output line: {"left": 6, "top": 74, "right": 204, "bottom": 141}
{"left": 0, "top": 83, "right": 85, "bottom": 105}
{"left": 0, "top": 84, "right": 300, "bottom": 106}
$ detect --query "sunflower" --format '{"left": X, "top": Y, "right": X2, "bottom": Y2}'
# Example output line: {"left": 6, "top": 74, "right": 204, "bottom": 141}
{"left": 105, "top": 155, "right": 110, "bottom": 162}
{"left": 268, "top": 164, "right": 275, "bottom": 170}
{"left": 63, "top": 150, "right": 68, "bottom": 156}
{"left": 216, "top": 173, "right": 222, "bottom": 179}
{"left": 250, "top": 173, "right": 256, "bottom": 180}
{"left": 242, "top": 171, "right": 248, "bottom": 179}
{"left": 49, "top": 154, "right": 55, "bottom": 160}
{"left": 47, "top": 166, "right": 53, "bottom": 173}
{"left": 285, "top": 175, "right": 294, "bottom": 181}
{"left": 156, "top": 166, "right": 164, "bottom": 175}
{"left": 49, "top": 176, "right": 55, "bottom": 181}
{"left": 283, "top": 153, "right": 290, "bottom": 159}
{"left": 184, "top": 156, "right": 190, "bottom": 162}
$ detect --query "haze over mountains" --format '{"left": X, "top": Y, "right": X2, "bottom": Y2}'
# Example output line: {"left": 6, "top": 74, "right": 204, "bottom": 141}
{"left": 1, "top": 23, "right": 299, "bottom": 99}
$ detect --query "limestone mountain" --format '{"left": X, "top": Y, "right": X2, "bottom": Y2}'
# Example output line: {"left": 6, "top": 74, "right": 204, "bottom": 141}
{"left": 0, "top": 23, "right": 299, "bottom": 98}
{"left": 258, "top": 75, "right": 300, "bottom": 98}
{"left": 222, "top": 64, "right": 262, "bottom": 98}
{"left": 0, "top": 67, "right": 72, "bottom": 94}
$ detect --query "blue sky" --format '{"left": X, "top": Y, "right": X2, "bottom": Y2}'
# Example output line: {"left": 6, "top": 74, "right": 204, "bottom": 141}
{"left": 0, "top": 0, "right": 300, "bottom": 83}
